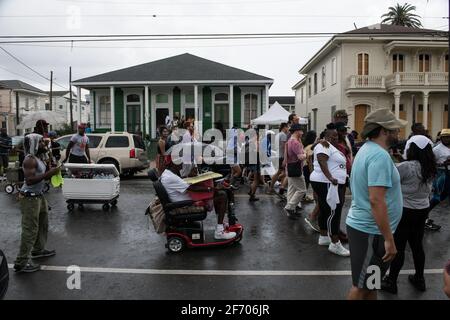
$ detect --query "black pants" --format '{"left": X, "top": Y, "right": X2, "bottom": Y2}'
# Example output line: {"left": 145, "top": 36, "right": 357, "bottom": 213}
{"left": 68, "top": 154, "right": 88, "bottom": 164}
{"left": 311, "top": 181, "right": 345, "bottom": 237}
{"left": 388, "top": 207, "right": 429, "bottom": 282}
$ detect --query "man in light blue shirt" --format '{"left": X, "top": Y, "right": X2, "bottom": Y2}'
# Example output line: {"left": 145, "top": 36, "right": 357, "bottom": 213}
{"left": 346, "top": 108, "right": 406, "bottom": 300}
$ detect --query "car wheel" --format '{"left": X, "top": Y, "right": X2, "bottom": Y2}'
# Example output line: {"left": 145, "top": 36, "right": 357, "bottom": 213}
{"left": 167, "top": 237, "right": 185, "bottom": 253}
{"left": 111, "top": 199, "right": 118, "bottom": 207}
{"left": 67, "top": 203, "right": 75, "bottom": 212}
{"left": 102, "top": 203, "right": 110, "bottom": 212}
{"left": 100, "top": 159, "right": 120, "bottom": 173}
{"left": 4, "top": 184, "right": 14, "bottom": 194}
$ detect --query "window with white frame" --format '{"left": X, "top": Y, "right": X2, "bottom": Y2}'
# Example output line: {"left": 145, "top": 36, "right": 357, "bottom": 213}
{"left": 419, "top": 54, "right": 430, "bottom": 72}
{"left": 331, "top": 57, "right": 337, "bottom": 85}
{"left": 98, "top": 96, "right": 111, "bottom": 127}
{"left": 321, "top": 66, "right": 326, "bottom": 90}
{"left": 244, "top": 93, "right": 258, "bottom": 125}
{"left": 308, "top": 78, "right": 311, "bottom": 97}
{"left": 358, "top": 53, "right": 369, "bottom": 75}
{"left": 392, "top": 54, "right": 404, "bottom": 72}
{"left": 313, "top": 73, "right": 318, "bottom": 95}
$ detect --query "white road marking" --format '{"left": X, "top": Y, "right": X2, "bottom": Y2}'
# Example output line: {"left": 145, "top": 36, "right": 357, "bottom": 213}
{"left": 7, "top": 264, "right": 443, "bottom": 276}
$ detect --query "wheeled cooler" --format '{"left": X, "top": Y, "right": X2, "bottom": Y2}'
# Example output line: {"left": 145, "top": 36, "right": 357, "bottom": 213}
{"left": 62, "top": 163, "right": 120, "bottom": 212}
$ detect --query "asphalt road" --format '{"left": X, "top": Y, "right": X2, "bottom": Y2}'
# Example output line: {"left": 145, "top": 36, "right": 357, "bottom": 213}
{"left": 1, "top": 177, "right": 449, "bottom": 300}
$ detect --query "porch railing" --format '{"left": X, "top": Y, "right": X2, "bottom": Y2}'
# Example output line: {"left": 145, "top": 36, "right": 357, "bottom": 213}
{"left": 386, "top": 72, "right": 449, "bottom": 87}
{"left": 348, "top": 75, "right": 385, "bottom": 89}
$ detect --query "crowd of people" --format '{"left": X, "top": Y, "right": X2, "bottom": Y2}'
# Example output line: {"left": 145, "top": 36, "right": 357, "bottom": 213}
{"left": 154, "top": 107, "right": 449, "bottom": 300}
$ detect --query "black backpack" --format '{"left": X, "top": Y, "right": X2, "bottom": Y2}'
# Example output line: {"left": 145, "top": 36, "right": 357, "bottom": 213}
{"left": 0, "top": 250, "right": 9, "bottom": 299}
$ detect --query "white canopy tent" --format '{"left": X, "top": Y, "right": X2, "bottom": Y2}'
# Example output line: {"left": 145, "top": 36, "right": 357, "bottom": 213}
{"left": 251, "top": 101, "right": 308, "bottom": 125}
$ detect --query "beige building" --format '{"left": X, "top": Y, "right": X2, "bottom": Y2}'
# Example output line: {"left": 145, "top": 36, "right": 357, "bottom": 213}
{"left": 0, "top": 80, "right": 47, "bottom": 135}
{"left": 293, "top": 24, "right": 448, "bottom": 139}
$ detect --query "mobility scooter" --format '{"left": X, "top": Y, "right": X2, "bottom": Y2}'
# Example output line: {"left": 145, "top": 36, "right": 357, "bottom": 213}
{"left": 147, "top": 168, "right": 243, "bottom": 253}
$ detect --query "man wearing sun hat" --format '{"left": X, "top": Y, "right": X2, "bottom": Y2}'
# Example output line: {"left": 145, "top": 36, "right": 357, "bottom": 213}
{"left": 345, "top": 108, "right": 407, "bottom": 300}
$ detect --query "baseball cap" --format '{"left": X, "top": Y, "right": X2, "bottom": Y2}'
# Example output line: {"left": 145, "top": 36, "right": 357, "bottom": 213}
{"left": 441, "top": 128, "right": 450, "bottom": 137}
{"left": 361, "top": 108, "right": 407, "bottom": 139}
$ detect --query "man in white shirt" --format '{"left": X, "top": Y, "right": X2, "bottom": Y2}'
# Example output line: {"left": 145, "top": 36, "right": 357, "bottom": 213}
{"left": 160, "top": 165, "right": 237, "bottom": 240}
{"left": 427, "top": 128, "right": 450, "bottom": 231}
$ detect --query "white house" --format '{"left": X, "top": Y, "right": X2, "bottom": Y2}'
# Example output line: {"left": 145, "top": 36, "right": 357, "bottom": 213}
{"left": 293, "top": 24, "right": 448, "bottom": 139}
{"left": 45, "top": 91, "right": 90, "bottom": 126}
{"left": 72, "top": 53, "right": 273, "bottom": 138}
{"left": 0, "top": 80, "right": 47, "bottom": 135}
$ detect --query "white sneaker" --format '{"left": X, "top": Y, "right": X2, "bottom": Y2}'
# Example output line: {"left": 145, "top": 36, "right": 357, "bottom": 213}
{"left": 328, "top": 241, "right": 350, "bottom": 257}
{"left": 318, "top": 235, "right": 331, "bottom": 246}
{"left": 214, "top": 229, "right": 237, "bottom": 240}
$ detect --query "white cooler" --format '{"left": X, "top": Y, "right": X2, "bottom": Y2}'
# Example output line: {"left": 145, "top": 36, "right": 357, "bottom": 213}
{"left": 62, "top": 163, "right": 120, "bottom": 211}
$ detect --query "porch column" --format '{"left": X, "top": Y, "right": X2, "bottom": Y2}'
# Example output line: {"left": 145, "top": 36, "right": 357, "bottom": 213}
{"left": 140, "top": 91, "right": 144, "bottom": 134}
{"left": 194, "top": 85, "right": 199, "bottom": 135}
{"left": 110, "top": 86, "right": 115, "bottom": 132}
{"left": 77, "top": 86, "right": 81, "bottom": 123}
{"left": 229, "top": 84, "right": 234, "bottom": 129}
{"left": 394, "top": 90, "right": 401, "bottom": 118}
{"left": 265, "top": 84, "right": 270, "bottom": 112}
{"left": 144, "top": 85, "right": 150, "bottom": 137}
{"left": 422, "top": 92, "right": 429, "bottom": 129}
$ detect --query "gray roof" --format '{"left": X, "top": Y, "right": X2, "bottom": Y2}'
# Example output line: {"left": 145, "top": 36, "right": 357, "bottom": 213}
{"left": 44, "top": 90, "right": 77, "bottom": 97}
{"left": 343, "top": 24, "right": 447, "bottom": 36}
{"left": 0, "top": 80, "right": 45, "bottom": 93}
{"left": 74, "top": 53, "right": 273, "bottom": 83}
{"left": 269, "top": 96, "right": 295, "bottom": 105}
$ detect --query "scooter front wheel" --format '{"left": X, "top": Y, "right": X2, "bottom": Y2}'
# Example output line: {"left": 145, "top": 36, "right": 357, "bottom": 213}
{"left": 167, "top": 237, "right": 185, "bottom": 253}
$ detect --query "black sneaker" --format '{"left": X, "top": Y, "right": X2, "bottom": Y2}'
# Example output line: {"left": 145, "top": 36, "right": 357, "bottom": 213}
{"left": 14, "top": 262, "right": 41, "bottom": 273}
{"left": 381, "top": 277, "right": 398, "bottom": 294}
{"left": 249, "top": 195, "right": 259, "bottom": 202}
{"left": 31, "top": 249, "right": 56, "bottom": 259}
{"left": 424, "top": 219, "right": 441, "bottom": 231}
{"left": 284, "top": 208, "right": 298, "bottom": 220}
{"left": 408, "top": 275, "right": 426, "bottom": 292}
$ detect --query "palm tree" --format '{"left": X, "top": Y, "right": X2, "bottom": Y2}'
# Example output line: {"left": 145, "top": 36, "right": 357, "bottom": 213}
{"left": 381, "top": 3, "right": 423, "bottom": 28}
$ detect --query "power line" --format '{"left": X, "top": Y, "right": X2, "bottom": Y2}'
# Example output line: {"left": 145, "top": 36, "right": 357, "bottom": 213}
{"left": 0, "top": 13, "right": 447, "bottom": 19}
{"left": 0, "top": 65, "right": 49, "bottom": 87}
{"left": 0, "top": 46, "right": 68, "bottom": 90}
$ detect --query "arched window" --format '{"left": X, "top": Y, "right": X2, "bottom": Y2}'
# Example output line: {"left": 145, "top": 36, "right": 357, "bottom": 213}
{"left": 321, "top": 66, "right": 326, "bottom": 90}
{"left": 244, "top": 93, "right": 258, "bottom": 125}
{"left": 127, "top": 94, "right": 140, "bottom": 103}
{"left": 313, "top": 73, "right": 318, "bottom": 94}
{"left": 358, "top": 53, "right": 369, "bottom": 75}
{"left": 156, "top": 93, "right": 168, "bottom": 104}
{"left": 392, "top": 54, "right": 404, "bottom": 72}
{"left": 98, "top": 96, "right": 111, "bottom": 127}
{"left": 419, "top": 54, "right": 430, "bottom": 72}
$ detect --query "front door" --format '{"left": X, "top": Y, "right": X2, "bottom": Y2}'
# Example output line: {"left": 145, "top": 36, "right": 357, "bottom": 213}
{"left": 156, "top": 108, "right": 169, "bottom": 131}
{"left": 354, "top": 105, "right": 369, "bottom": 140}
{"left": 127, "top": 105, "right": 141, "bottom": 133}
{"left": 185, "top": 108, "right": 195, "bottom": 121}
{"left": 214, "top": 104, "right": 229, "bottom": 131}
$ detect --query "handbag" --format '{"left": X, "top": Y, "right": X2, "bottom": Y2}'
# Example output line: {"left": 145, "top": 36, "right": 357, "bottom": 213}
{"left": 286, "top": 139, "right": 303, "bottom": 178}
{"left": 146, "top": 197, "right": 166, "bottom": 234}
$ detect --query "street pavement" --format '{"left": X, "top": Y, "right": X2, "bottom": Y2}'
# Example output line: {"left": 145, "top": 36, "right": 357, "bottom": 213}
{"left": 1, "top": 176, "right": 449, "bottom": 300}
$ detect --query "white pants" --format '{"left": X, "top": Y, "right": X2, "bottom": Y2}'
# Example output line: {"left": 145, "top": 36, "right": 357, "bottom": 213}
{"left": 284, "top": 176, "right": 307, "bottom": 211}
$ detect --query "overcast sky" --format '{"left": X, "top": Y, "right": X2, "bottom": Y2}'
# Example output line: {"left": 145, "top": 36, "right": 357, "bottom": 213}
{"left": 0, "top": 0, "right": 448, "bottom": 96}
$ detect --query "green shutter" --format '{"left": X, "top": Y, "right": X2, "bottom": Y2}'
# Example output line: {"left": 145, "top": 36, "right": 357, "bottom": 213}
{"left": 92, "top": 91, "right": 96, "bottom": 131}
{"left": 114, "top": 88, "right": 124, "bottom": 131}
{"left": 202, "top": 87, "right": 212, "bottom": 131}
{"left": 233, "top": 86, "right": 241, "bottom": 128}
{"left": 173, "top": 87, "right": 181, "bottom": 116}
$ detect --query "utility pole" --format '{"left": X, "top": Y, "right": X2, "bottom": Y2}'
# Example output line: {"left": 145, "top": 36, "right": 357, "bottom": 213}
{"left": 49, "top": 71, "right": 53, "bottom": 111}
{"left": 69, "top": 66, "right": 73, "bottom": 129}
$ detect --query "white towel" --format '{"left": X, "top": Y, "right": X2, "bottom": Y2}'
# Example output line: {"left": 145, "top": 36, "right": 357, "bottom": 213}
{"left": 326, "top": 183, "right": 340, "bottom": 211}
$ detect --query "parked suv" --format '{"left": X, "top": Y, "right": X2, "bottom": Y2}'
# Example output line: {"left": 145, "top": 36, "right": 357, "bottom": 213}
{"left": 57, "top": 132, "right": 149, "bottom": 176}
